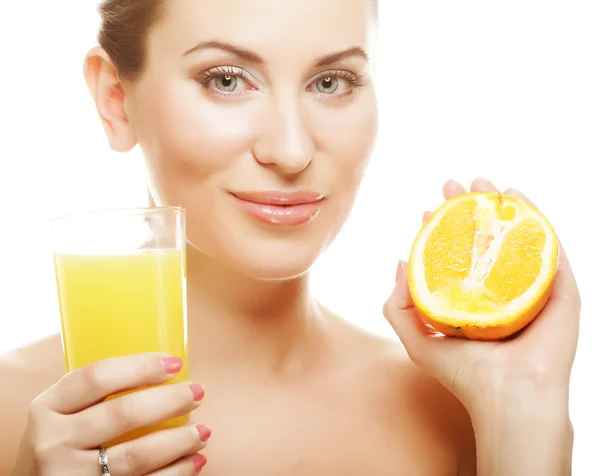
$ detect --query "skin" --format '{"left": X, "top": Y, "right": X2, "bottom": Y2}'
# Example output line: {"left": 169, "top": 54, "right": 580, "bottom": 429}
{"left": 0, "top": 0, "right": 579, "bottom": 474}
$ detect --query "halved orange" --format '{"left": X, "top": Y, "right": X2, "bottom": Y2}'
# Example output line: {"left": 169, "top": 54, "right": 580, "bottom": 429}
{"left": 407, "top": 192, "right": 559, "bottom": 340}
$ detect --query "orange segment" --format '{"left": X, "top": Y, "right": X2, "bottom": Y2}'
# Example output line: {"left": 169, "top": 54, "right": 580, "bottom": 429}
{"left": 423, "top": 197, "right": 476, "bottom": 294}
{"left": 408, "top": 192, "right": 558, "bottom": 340}
{"left": 484, "top": 218, "right": 546, "bottom": 304}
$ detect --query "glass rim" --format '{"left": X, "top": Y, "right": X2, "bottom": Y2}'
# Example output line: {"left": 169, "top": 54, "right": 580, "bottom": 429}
{"left": 50, "top": 206, "right": 184, "bottom": 222}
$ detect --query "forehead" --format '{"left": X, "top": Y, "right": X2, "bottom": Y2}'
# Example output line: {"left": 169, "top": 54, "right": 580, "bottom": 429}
{"left": 152, "top": 0, "right": 376, "bottom": 61}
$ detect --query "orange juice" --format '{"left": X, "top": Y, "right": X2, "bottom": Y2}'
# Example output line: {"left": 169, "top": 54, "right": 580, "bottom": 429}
{"left": 54, "top": 249, "right": 188, "bottom": 445}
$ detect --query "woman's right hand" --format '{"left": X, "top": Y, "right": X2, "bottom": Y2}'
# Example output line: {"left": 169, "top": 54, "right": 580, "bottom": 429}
{"left": 9, "top": 353, "right": 210, "bottom": 476}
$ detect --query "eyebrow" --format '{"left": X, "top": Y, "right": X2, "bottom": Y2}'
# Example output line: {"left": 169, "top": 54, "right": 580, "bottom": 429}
{"left": 183, "top": 41, "right": 264, "bottom": 64}
{"left": 313, "top": 46, "right": 369, "bottom": 67}
{"left": 183, "top": 41, "right": 368, "bottom": 68}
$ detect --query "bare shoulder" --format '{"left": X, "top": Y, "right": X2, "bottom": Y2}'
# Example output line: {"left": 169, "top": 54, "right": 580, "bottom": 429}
{"left": 331, "top": 316, "right": 477, "bottom": 474}
{"left": 0, "top": 334, "right": 65, "bottom": 471}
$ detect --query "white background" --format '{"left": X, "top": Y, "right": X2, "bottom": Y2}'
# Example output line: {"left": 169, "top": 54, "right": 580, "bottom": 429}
{"left": 1, "top": 0, "right": 598, "bottom": 473}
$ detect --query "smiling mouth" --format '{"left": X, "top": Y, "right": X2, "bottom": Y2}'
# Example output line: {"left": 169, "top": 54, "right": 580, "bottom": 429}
{"left": 231, "top": 190, "right": 325, "bottom": 226}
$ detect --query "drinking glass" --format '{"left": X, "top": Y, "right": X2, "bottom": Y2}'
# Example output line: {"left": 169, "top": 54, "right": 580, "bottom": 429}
{"left": 51, "top": 207, "right": 188, "bottom": 445}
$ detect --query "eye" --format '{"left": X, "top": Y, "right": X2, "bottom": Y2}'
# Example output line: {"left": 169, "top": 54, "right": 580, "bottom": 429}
{"left": 215, "top": 74, "right": 238, "bottom": 92}
{"left": 316, "top": 76, "right": 339, "bottom": 94}
{"left": 195, "top": 66, "right": 256, "bottom": 96}
{"left": 307, "top": 70, "right": 366, "bottom": 99}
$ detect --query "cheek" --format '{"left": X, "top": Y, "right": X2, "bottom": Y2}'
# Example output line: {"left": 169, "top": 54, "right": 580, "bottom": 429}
{"left": 134, "top": 81, "right": 259, "bottom": 203}
{"left": 309, "top": 92, "right": 378, "bottom": 241}
{"left": 316, "top": 91, "right": 378, "bottom": 192}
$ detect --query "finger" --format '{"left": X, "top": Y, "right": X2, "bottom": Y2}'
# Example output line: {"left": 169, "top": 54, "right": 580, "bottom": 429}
{"left": 519, "top": 241, "right": 580, "bottom": 348}
{"left": 43, "top": 353, "right": 184, "bottom": 414}
{"left": 93, "top": 423, "right": 210, "bottom": 476}
{"left": 422, "top": 211, "right": 432, "bottom": 223}
{"left": 504, "top": 186, "right": 579, "bottom": 320}
{"left": 76, "top": 381, "right": 205, "bottom": 448}
{"left": 148, "top": 453, "right": 207, "bottom": 475}
{"left": 504, "top": 187, "right": 537, "bottom": 209}
{"left": 504, "top": 189, "right": 580, "bottom": 349}
{"left": 442, "top": 179, "right": 467, "bottom": 200}
{"left": 384, "top": 261, "right": 439, "bottom": 365}
{"left": 470, "top": 177, "right": 498, "bottom": 192}
{"left": 384, "top": 261, "right": 483, "bottom": 393}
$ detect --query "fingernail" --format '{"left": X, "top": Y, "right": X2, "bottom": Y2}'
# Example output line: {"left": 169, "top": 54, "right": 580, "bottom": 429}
{"left": 196, "top": 425, "right": 212, "bottom": 442}
{"left": 192, "top": 453, "right": 207, "bottom": 471}
{"left": 447, "top": 178, "right": 460, "bottom": 189}
{"left": 162, "top": 357, "right": 183, "bottom": 374}
{"left": 189, "top": 383, "right": 205, "bottom": 401}
{"left": 395, "top": 261, "right": 406, "bottom": 283}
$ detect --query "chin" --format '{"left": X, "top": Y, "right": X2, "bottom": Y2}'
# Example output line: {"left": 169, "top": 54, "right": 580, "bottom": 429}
{"left": 229, "top": 239, "right": 323, "bottom": 281}
{"left": 243, "top": 259, "right": 314, "bottom": 281}
{"left": 184, "top": 198, "right": 343, "bottom": 281}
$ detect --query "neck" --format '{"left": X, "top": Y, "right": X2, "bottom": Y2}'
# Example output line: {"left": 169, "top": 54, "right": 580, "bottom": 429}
{"left": 185, "top": 245, "right": 327, "bottom": 380}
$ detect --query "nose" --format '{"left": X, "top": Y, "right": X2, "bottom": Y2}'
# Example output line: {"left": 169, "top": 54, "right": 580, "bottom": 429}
{"left": 252, "top": 97, "right": 315, "bottom": 175}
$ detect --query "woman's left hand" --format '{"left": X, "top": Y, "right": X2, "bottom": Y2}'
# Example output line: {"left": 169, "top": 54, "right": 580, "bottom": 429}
{"left": 383, "top": 177, "right": 580, "bottom": 474}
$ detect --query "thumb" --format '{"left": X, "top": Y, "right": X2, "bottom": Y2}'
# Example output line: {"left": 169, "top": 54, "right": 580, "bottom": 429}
{"left": 384, "top": 261, "right": 472, "bottom": 400}
{"left": 383, "top": 261, "right": 436, "bottom": 366}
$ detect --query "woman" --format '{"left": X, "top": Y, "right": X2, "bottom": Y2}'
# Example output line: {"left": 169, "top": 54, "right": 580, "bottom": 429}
{"left": 1, "top": 0, "right": 580, "bottom": 474}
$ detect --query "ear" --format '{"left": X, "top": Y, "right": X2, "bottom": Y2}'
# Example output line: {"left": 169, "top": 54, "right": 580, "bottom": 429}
{"left": 83, "top": 46, "right": 137, "bottom": 152}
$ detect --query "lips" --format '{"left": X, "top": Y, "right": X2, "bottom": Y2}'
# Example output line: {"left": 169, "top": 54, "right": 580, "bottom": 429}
{"left": 231, "top": 191, "right": 324, "bottom": 206}
{"left": 231, "top": 190, "right": 324, "bottom": 226}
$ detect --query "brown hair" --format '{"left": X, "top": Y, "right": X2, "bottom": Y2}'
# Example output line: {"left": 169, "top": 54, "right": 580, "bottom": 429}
{"left": 97, "top": 0, "right": 165, "bottom": 80}
{"left": 98, "top": 0, "right": 378, "bottom": 80}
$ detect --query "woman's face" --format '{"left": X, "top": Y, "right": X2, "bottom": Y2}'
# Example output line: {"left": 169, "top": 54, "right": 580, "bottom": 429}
{"left": 124, "top": 0, "right": 378, "bottom": 279}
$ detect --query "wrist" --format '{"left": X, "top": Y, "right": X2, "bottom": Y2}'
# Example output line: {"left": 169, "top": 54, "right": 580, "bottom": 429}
{"left": 470, "top": 376, "right": 570, "bottom": 423}
{"left": 470, "top": 381, "right": 573, "bottom": 476}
